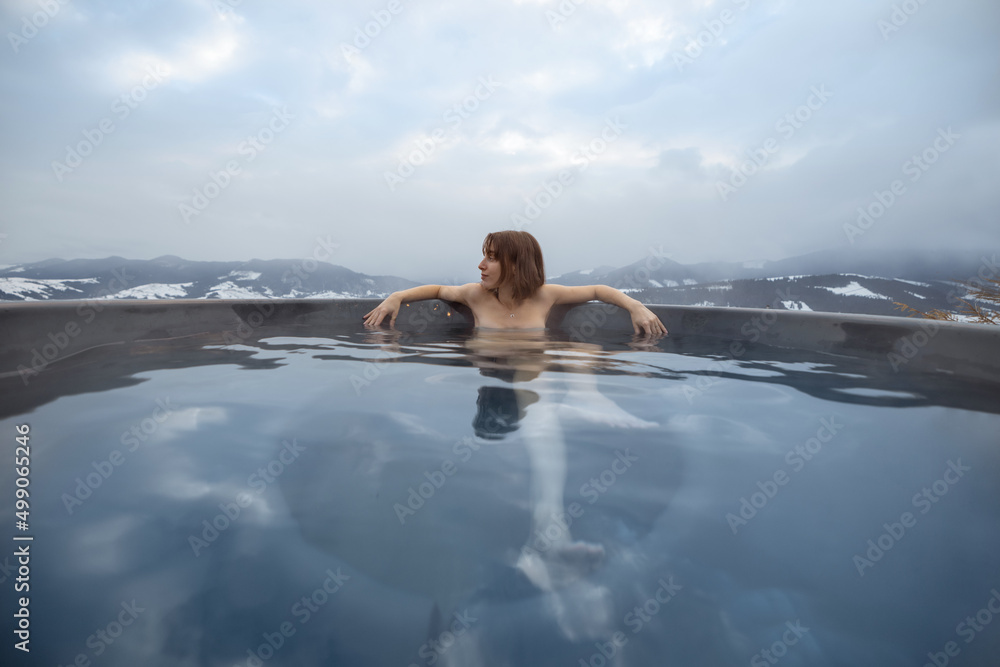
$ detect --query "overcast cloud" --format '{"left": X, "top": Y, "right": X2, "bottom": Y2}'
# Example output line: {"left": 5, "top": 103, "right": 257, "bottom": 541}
{"left": 1, "top": 0, "right": 997, "bottom": 283}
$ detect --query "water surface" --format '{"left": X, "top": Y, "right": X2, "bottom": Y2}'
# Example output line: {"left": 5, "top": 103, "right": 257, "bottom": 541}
{"left": 2, "top": 326, "right": 998, "bottom": 666}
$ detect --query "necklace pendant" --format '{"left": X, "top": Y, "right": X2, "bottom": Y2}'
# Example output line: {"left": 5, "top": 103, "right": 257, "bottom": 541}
{"left": 510, "top": 313, "right": 515, "bottom": 318}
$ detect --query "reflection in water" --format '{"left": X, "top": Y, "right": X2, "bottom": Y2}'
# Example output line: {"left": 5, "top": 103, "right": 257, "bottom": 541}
{"left": 3, "top": 323, "right": 1000, "bottom": 666}
{"left": 465, "top": 330, "right": 658, "bottom": 599}
{"left": 282, "top": 327, "right": 680, "bottom": 658}
{"left": 473, "top": 386, "right": 534, "bottom": 439}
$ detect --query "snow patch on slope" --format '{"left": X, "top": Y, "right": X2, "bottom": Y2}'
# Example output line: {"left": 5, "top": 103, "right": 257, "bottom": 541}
{"left": 0, "top": 277, "right": 99, "bottom": 300}
{"left": 782, "top": 301, "right": 812, "bottom": 311}
{"left": 113, "top": 283, "right": 194, "bottom": 299}
{"left": 817, "top": 281, "right": 890, "bottom": 300}
{"left": 206, "top": 282, "right": 274, "bottom": 299}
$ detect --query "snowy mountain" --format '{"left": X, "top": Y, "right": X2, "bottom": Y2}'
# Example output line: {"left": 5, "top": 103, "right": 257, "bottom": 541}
{"left": 1, "top": 250, "right": 995, "bottom": 321}
{"left": 0, "top": 255, "right": 420, "bottom": 302}
{"left": 547, "top": 249, "right": 998, "bottom": 320}
{"left": 615, "top": 273, "right": 984, "bottom": 320}
{"left": 549, "top": 248, "right": 995, "bottom": 287}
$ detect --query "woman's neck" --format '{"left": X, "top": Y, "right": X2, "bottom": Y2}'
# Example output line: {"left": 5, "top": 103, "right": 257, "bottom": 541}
{"left": 494, "top": 285, "right": 518, "bottom": 306}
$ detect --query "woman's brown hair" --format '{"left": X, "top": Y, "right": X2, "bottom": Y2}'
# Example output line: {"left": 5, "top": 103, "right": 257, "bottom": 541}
{"left": 482, "top": 230, "right": 545, "bottom": 303}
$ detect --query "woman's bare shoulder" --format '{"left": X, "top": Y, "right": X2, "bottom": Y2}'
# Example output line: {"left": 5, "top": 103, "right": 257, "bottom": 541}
{"left": 440, "top": 283, "right": 487, "bottom": 304}
{"left": 537, "top": 283, "right": 597, "bottom": 305}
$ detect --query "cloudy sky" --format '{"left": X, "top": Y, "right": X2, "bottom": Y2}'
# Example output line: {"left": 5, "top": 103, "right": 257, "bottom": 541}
{"left": 1, "top": 0, "right": 997, "bottom": 283}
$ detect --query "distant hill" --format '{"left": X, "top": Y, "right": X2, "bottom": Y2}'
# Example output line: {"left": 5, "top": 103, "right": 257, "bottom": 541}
{"left": 1, "top": 250, "right": 995, "bottom": 322}
{"left": 550, "top": 248, "right": 994, "bottom": 286}
{"left": 0, "top": 255, "right": 420, "bottom": 301}
{"left": 547, "top": 249, "right": 997, "bottom": 322}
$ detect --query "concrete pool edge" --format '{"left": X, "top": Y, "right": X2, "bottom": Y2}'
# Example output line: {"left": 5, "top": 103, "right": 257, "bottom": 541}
{"left": 1, "top": 298, "right": 999, "bottom": 383}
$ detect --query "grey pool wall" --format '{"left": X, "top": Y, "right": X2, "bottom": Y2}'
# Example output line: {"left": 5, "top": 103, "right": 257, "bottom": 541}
{"left": 2, "top": 299, "right": 999, "bottom": 384}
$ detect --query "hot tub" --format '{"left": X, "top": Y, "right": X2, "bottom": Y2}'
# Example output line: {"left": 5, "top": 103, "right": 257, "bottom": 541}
{"left": 1, "top": 299, "right": 998, "bottom": 666}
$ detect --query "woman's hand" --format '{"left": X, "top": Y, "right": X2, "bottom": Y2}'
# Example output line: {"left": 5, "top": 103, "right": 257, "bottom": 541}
{"left": 629, "top": 304, "right": 668, "bottom": 336}
{"left": 363, "top": 294, "right": 402, "bottom": 328}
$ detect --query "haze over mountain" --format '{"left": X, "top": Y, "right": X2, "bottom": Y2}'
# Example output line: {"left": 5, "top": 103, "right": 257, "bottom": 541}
{"left": 0, "top": 255, "right": 420, "bottom": 301}
{"left": 1, "top": 249, "right": 996, "bottom": 322}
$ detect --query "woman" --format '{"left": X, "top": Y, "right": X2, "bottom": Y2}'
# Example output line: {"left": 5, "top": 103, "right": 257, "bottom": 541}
{"left": 363, "top": 230, "right": 668, "bottom": 335}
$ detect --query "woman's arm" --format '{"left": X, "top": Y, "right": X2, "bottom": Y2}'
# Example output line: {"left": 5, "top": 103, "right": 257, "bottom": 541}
{"left": 394, "top": 285, "right": 443, "bottom": 303}
{"left": 545, "top": 283, "right": 639, "bottom": 309}
{"left": 594, "top": 285, "right": 642, "bottom": 311}
{"left": 544, "top": 284, "right": 667, "bottom": 335}
{"left": 363, "top": 284, "right": 470, "bottom": 327}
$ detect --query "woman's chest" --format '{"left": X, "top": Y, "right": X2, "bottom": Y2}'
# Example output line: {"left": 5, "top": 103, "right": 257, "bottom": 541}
{"left": 474, "top": 296, "right": 549, "bottom": 329}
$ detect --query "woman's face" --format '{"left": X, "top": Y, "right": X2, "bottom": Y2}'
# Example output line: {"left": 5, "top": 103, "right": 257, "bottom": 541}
{"left": 478, "top": 249, "right": 502, "bottom": 289}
